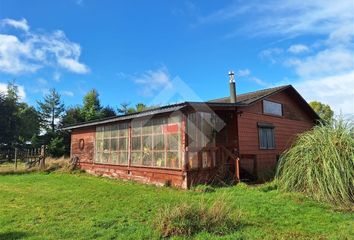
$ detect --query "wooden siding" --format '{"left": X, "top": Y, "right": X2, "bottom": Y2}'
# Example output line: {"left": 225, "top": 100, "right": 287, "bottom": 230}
{"left": 237, "top": 90, "right": 314, "bottom": 180}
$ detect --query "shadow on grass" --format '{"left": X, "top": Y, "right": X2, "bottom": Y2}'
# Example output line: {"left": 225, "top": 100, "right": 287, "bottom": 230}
{"left": 0, "top": 231, "right": 30, "bottom": 240}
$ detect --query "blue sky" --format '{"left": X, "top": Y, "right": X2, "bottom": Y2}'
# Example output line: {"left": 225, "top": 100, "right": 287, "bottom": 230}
{"left": 0, "top": 0, "right": 353, "bottom": 115}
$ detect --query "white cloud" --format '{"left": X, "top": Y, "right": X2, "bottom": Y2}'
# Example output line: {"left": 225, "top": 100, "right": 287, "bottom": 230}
{"left": 288, "top": 44, "right": 309, "bottom": 54}
{"left": 0, "top": 18, "right": 89, "bottom": 75}
{"left": 236, "top": 69, "right": 250, "bottom": 77}
{"left": 198, "top": 0, "right": 354, "bottom": 114}
{"left": 1, "top": 18, "right": 29, "bottom": 32}
{"left": 0, "top": 82, "right": 26, "bottom": 100}
{"left": 53, "top": 71, "right": 61, "bottom": 81}
{"left": 61, "top": 90, "right": 74, "bottom": 97}
{"left": 134, "top": 67, "right": 173, "bottom": 96}
{"left": 295, "top": 71, "right": 354, "bottom": 115}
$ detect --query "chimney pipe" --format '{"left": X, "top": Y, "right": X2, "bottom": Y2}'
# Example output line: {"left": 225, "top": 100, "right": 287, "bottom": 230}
{"left": 229, "top": 70, "right": 236, "bottom": 103}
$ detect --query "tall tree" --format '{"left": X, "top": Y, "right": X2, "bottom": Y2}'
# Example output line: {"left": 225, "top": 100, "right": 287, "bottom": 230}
{"left": 37, "top": 89, "right": 65, "bottom": 133}
{"left": 101, "top": 106, "right": 116, "bottom": 118}
{"left": 81, "top": 89, "right": 102, "bottom": 121}
{"left": 117, "top": 102, "right": 149, "bottom": 115}
{"left": 309, "top": 101, "right": 334, "bottom": 123}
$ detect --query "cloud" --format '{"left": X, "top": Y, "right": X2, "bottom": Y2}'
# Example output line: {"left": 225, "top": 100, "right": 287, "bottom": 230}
{"left": 61, "top": 90, "right": 74, "bottom": 97}
{"left": 288, "top": 44, "right": 309, "bottom": 54}
{"left": 0, "top": 82, "right": 26, "bottom": 100}
{"left": 236, "top": 69, "right": 250, "bottom": 77}
{"left": 1, "top": 18, "right": 29, "bottom": 32}
{"left": 53, "top": 71, "right": 61, "bottom": 81}
{"left": 0, "top": 18, "right": 89, "bottom": 75}
{"left": 197, "top": 0, "right": 353, "bottom": 114}
{"left": 134, "top": 67, "right": 173, "bottom": 96}
{"left": 295, "top": 71, "right": 354, "bottom": 115}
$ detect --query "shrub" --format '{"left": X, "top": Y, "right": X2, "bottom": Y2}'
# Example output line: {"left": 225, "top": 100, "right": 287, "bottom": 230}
{"left": 276, "top": 118, "right": 354, "bottom": 208}
{"left": 154, "top": 197, "right": 241, "bottom": 237}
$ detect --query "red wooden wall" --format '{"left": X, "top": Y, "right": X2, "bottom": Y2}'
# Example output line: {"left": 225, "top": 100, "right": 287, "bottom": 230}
{"left": 237, "top": 89, "right": 315, "bottom": 180}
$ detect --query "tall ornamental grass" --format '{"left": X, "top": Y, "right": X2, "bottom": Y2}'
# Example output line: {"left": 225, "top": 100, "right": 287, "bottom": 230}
{"left": 276, "top": 118, "right": 354, "bottom": 208}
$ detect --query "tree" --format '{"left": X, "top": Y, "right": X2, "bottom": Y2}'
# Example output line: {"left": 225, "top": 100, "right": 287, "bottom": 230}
{"left": 61, "top": 106, "right": 84, "bottom": 126}
{"left": 17, "top": 103, "right": 40, "bottom": 143}
{"left": 101, "top": 106, "right": 116, "bottom": 118}
{"left": 117, "top": 102, "right": 149, "bottom": 115}
{"left": 309, "top": 101, "right": 334, "bottom": 123}
{"left": 37, "top": 89, "right": 65, "bottom": 133}
{"left": 81, "top": 89, "right": 102, "bottom": 121}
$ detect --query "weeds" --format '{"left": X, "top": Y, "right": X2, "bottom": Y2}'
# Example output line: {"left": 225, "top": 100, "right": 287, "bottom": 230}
{"left": 154, "top": 196, "right": 242, "bottom": 237}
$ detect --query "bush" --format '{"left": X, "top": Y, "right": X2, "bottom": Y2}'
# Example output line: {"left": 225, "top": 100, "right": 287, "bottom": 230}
{"left": 276, "top": 118, "right": 354, "bottom": 208}
{"left": 154, "top": 197, "right": 241, "bottom": 237}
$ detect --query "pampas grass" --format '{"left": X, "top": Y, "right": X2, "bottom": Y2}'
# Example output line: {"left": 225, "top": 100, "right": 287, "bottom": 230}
{"left": 276, "top": 118, "right": 354, "bottom": 208}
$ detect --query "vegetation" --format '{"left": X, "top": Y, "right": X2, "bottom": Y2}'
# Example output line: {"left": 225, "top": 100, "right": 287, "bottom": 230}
{"left": 309, "top": 101, "right": 334, "bottom": 123}
{"left": 276, "top": 118, "right": 354, "bottom": 208}
{"left": 155, "top": 197, "right": 240, "bottom": 237}
{"left": 0, "top": 173, "right": 353, "bottom": 239}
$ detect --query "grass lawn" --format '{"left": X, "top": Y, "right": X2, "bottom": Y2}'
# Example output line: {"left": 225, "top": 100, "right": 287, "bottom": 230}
{"left": 0, "top": 173, "right": 353, "bottom": 239}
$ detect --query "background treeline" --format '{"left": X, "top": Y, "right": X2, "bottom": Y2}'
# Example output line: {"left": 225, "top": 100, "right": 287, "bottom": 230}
{"left": 0, "top": 81, "right": 151, "bottom": 158}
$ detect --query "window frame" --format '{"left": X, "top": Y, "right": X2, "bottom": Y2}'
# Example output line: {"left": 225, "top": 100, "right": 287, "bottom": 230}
{"left": 263, "top": 100, "right": 283, "bottom": 117}
{"left": 258, "top": 122, "right": 275, "bottom": 150}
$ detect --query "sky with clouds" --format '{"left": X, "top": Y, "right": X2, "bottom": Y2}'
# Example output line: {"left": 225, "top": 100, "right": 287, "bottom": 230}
{"left": 0, "top": 0, "right": 353, "bottom": 115}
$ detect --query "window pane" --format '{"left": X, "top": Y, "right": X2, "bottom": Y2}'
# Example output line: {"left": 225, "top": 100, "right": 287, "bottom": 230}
{"left": 132, "top": 121, "right": 141, "bottom": 135}
{"left": 263, "top": 100, "right": 282, "bottom": 116}
{"left": 142, "top": 152, "right": 152, "bottom": 166}
{"left": 259, "top": 127, "right": 275, "bottom": 149}
{"left": 188, "top": 152, "right": 198, "bottom": 169}
{"left": 143, "top": 136, "right": 152, "bottom": 150}
{"left": 103, "top": 139, "right": 110, "bottom": 152}
{"left": 167, "top": 134, "right": 179, "bottom": 151}
{"left": 132, "top": 137, "right": 141, "bottom": 150}
{"left": 131, "top": 152, "right": 141, "bottom": 165}
{"left": 96, "top": 140, "right": 103, "bottom": 151}
{"left": 153, "top": 118, "right": 164, "bottom": 134}
{"left": 111, "top": 125, "right": 118, "bottom": 137}
{"left": 153, "top": 152, "right": 165, "bottom": 167}
{"left": 111, "top": 152, "right": 118, "bottom": 164}
{"left": 96, "top": 152, "right": 103, "bottom": 163}
{"left": 104, "top": 125, "right": 111, "bottom": 138}
{"left": 102, "top": 152, "right": 110, "bottom": 163}
{"left": 119, "top": 123, "right": 128, "bottom": 137}
{"left": 153, "top": 134, "right": 164, "bottom": 150}
{"left": 119, "top": 137, "right": 128, "bottom": 151}
{"left": 96, "top": 127, "right": 104, "bottom": 139}
{"left": 266, "top": 128, "right": 275, "bottom": 148}
{"left": 118, "top": 152, "right": 128, "bottom": 165}
{"left": 142, "top": 121, "right": 152, "bottom": 135}
{"left": 111, "top": 138, "right": 118, "bottom": 151}
{"left": 167, "top": 151, "right": 179, "bottom": 168}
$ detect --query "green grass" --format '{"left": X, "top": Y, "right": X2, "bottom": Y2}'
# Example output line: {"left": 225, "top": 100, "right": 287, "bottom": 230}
{"left": 0, "top": 173, "right": 353, "bottom": 239}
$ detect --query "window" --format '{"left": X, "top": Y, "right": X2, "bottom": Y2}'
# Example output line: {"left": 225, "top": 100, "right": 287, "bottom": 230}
{"left": 187, "top": 112, "right": 218, "bottom": 169}
{"left": 130, "top": 115, "right": 181, "bottom": 169}
{"left": 263, "top": 100, "right": 282, "bottom": 116}
{"left": 95, "top": 123, "right": 128, "bottom": 165}
{"left": 258, "top": 123, "right": 275, "bottom": 149}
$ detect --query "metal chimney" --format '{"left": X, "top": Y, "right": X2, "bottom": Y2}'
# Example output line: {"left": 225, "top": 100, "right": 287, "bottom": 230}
{"left": 229, "top": 70, "right": 236, "bottom": 103}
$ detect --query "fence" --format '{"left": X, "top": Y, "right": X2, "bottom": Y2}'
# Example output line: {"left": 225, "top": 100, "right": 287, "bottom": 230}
{"left": 0, "top": 145, "right": 46, "bottom": 170}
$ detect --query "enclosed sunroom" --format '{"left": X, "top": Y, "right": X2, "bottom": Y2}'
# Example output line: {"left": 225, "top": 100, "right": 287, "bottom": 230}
{"left": 65, "top": 102, "right": 240, "bottom": 188}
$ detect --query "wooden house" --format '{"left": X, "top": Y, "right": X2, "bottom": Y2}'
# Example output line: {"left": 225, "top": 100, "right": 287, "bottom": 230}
{"left": 63, "top": 74, "right": 319, "bottom": 188}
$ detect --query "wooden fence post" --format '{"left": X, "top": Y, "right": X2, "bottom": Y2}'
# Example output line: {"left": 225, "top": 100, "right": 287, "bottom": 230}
{"left": 235, "top": 157, "right": 240, "bottom": 183}
{"left": 14, "top": 148, "right": 18, "bottom": 170}
{"left": 39, "top": 145, "right": 46, "bottom": 169}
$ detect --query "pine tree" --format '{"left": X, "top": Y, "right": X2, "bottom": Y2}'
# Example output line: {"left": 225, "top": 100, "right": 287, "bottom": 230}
{"left": 37, "top": 89, "right": 65, "bottom": 133}
{"left": 81, "top": 89, "right": 102, "bottom": 121}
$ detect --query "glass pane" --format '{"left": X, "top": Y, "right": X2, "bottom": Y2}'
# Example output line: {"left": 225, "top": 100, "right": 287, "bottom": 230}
{"left": 111, "top": 125, "right": 118, "bottom": 138}
{"left": 119, "top": 123, "right": 128, "bottom": 137}
{"left": 153, "top": 118, "right": 164, "bottom": 134}
{"left": 102, "top": 152, "right": 110, "bottom": 163}
{"left": 142, "top": 121, "right": 152, "bottom": 135}
{"left": 96, "top": 152, "right": 103, "bottom": 163}
{"left": 103, "top": 139, "right": 110, "bottom": 152}
{"left": 168, "top": 115, "right": 180, "bottom": 124}
{"left": 167, "top": 151, "right": 179, "bottom": 169}
{"left": 188, "top": 152, "right": 198, "bottom": 169}
{"left": 132, "top": 121, "right": 141, "bottom": 136}
{"left": 153, "top": 152, "right": 165, "bottom": 167}
{"left": 104, "top": 125, "right": 111, "bottom": 138}
{"left": 111, "top": 152, "right": 118, "bottom": 164}
{"left": 96, "top": 140, "right": 103, "bottom": 151}
{"left": 131, "top": 152, "right": 141, "bottom": 165}
{"left": 142, "top": 152, "right": 152, "bottom": 166}
{"left": 111, "top": 138, "right": 118, "bottom": 151}
{"left": 96, "top": 126, "right": 104, "bottom": 139}
{"left": 119, "top": 137, "right": 127, "bottom": 151}
{"left": 167, "top": 134, "right": 179, "bottom": 151}
{"left": 263, "top": 100, "right": 282, "bottom": 116}
{"left": 118, "top": 152, "right": 128, "bottom": 165}
{"left": 143, "top": 135, "right": 152, "bottom": 150}
{"left": 153, "top": 134, "right": 164, "bottom": 150}
{"left": 132, "top": 137, "right": 141, "bottom": 150}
